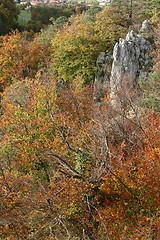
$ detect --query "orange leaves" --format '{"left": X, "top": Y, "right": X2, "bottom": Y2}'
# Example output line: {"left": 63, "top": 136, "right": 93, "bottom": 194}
{"left": 0, "top": 30, "right": 28, "bottom": 88}
{"left": 1, "top": 75, "right": 92, "bottom": 181}
{"left": 92, "top": 103, "right": 159, "bottom": 238}
{"left": 0, "top": 30, "right": 51, "bottom": 90}
{"left": 1, "top": 60, "right": 160, "bottom": 239}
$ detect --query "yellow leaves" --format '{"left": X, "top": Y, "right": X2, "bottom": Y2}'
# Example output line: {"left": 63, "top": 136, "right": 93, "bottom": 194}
{"left": 51, "top": 15, "right": 106, "bottom": 84}
{"left": 50, "top": 7, "right": 130, "bottom": 87}
{"left": 94, "top": 6, "right": 129, "bottom": 44}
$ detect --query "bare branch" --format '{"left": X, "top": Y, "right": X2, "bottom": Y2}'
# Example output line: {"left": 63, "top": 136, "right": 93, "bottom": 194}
{"left": 47, "top": 152, "right": 82, "bottom": 178}
{"left": 88, "top": 200, "right": 110, "bottom": 240}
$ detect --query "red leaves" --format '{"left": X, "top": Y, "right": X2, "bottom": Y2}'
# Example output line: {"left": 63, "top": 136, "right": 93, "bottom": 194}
{"left": 0, "top": 30, "right": 51, "bottom": 90}
{"left": 0, "top": 71, "right": 160, "bottom": 239}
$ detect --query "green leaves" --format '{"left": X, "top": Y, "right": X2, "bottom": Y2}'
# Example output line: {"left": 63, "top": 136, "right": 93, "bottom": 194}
{"left": 51, "top": 19, "right": 100, "bottom": 85}
{"left": 139, "top": 71, "right": 160, "bottom": 112}
{"left": 0, "top": 0, "right": 18, "bottom": 35}
{"left": 51, "top": 7, "right": 129, "bottom": 87}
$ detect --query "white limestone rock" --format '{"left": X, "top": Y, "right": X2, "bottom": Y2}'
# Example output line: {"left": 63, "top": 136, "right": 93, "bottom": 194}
{"left": 94, "top": 21, "right": 152, "bottom": 106}
{"left": 110, "top": 30, "right": 151, "bottom": 105}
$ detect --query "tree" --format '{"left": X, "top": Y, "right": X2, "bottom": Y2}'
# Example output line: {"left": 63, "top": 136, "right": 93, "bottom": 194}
{"left": 94, "top": 6, "right": 129, "bottom": 45}
{"left": 51, "top": 15, "right": 105, "bottom": 85}
{"left": 0, "top": 76, "right": 96, "bottom": 239}
{"left": 0, "top": 0, "right": 18, "bottom": 35}
{"left": 1, "top": 71, "right": 160, "bottom": 239}
{"left": 31, "top": 5, "right": 72, "bottom": 26}
{"left": 36, "top": 16, "right": 68, "bottom": 45}
{"left": 111, "top": 0, "right": 136, "bottom": 20}
{"left": 0, "top": 8, "right": 160, "bottom": 240}
{"left": 139, "top": 71, "right": 160, "bottom": 112}
{"left": 0, "top": 30, "right": 29, "bottom": 89}
{"left": 83, "top": 1, "right": 102, "bottom": 25}
{"left": 51, "top": 9, "right": 129, "bottom": 87}
{"left": 138, "top": 0, "right": 160, "bottom": 21}
{"left": 0, "top": 30, "right": 51, "bottom": 90}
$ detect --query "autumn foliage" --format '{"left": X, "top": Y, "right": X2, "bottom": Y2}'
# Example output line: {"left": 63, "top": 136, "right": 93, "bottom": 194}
{"left": 0, "top": 4, "right": 160, "bottom": 240}
{"left": 0, "top": 30, "right": 51, "bottom": 90}
{"left": 0, "top": 0, "right": 18, "bottom": 35}
{"left": 0, "top": 71, "right": 160, "bottom": 239}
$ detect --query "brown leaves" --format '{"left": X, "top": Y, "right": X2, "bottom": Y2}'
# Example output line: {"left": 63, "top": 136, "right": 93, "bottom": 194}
{"left": 0, "top": 30, "right": 51, "bottom": 90}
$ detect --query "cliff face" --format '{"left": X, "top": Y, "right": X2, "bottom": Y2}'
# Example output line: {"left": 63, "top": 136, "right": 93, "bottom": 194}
{"left": 94, "top": 22, "right": 152, "bottom": 105}
{"left": 94, "top": 50, "right": 113, "bottom": 102}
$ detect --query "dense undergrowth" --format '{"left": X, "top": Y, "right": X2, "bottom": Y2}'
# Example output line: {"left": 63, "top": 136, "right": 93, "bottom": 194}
{"left": 0, "top": 1, "right": 160, "bottom": 239}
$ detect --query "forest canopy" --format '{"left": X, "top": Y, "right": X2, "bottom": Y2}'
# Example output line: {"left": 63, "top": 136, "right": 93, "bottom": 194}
{"left": 0, "top": 0, "right": 18, "bottom": 35}
{"left": 0, "top": 1, "right": 160, "bottom": 239}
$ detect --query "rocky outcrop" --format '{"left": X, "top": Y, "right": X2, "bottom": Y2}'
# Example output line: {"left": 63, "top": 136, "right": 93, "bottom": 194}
{"left": 140, "top": 19, "right": 150, "bottom": 32}
{"left": 110, "top": 30, "right": 151, "bottom": 104}
{"left": 94, "top": 21, "right": 152, "bottom": 106}
{"left": 94, "top": 50, "right": 113, "bottom": 102}
{"left": 139, "top": 19, "right": 153, "bottom": 40}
